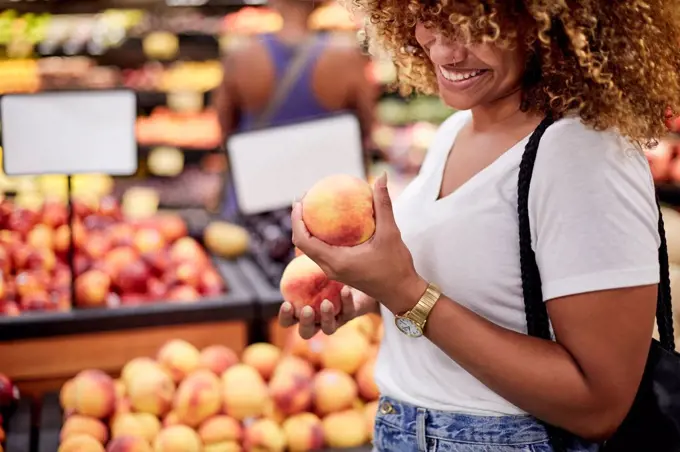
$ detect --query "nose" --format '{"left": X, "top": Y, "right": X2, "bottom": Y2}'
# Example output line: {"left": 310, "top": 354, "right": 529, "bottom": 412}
{"left": 429, "top": 36, "right": 468, "bottom": 66}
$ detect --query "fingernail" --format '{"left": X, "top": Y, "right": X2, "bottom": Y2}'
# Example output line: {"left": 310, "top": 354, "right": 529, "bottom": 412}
{"left": 321, "top": 300, "right": 331, "bottom": 313}
{"left": 302, "top": 306, "right": 314, "bottom": 318}
{"left": 282, "top": 302, "right": 292, "bottom": 312}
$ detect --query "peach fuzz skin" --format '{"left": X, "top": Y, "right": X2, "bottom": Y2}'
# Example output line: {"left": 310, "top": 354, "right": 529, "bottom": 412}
{"left": 279, "top": 255, "right": 342, "bottom": 321}
{"left": 301, "top": 174, "right": 376, "bottom": 247}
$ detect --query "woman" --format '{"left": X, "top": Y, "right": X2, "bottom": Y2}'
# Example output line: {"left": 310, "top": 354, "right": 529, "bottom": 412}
{"left": 279, "top": 1, "right": 680, "bottom": 451}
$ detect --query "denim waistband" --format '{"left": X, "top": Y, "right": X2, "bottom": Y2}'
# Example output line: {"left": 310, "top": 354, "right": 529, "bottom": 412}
{"left": 375, "top": 395, "right": 551, "bottom": 446}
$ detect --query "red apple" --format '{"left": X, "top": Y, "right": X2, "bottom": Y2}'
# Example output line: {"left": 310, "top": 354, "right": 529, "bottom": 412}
{"left": 101, "top": 246, "right": 138, "bottom": 280}
{"left": 75, "top": 269, "right": 111, "bottom": 308}
{"left": 11, "top": 243, "right": 33, "bottom": 270}
{"left": 200, "top": 269, "right": 224, "bottom": 296}
{"left": 72, "top": 198, "right": 98, "bottom": 219}
{"left": 26, "top": 224, "right": 54, "bottom": 250}
{"left": 133, "top": 228, "right": 166, "bottom": 255}
{"left": 142, "top": 250, "right": 171, "bottom": 277}
{"left": 8, "top": 208, "right": 38, "bottom": 237}
{"left": 14, "top": 271, "right": 43, "bottom": 298}
{"left": 41, "top": 201, "right": 68, "bottom": 228}
{"left": 0, "top": 301, "right": 20, "bottom": 317}
{"left": 108, "top": 223, "right": 135, "bottom": 247}
{"left": 72, "top": 221, "right": 87, "bottom": 249}
{"left": 20, "top": 290, "right": 53, "bottom": 311}
{"left": 74, "top": 252, "right": 92, "bottom": 276}
{"left": 0, "top": 246, "right": 10, "bottom": 275}
{"left": 147, "top": 278, "right": 167, "bottom": 300}
{"left": 115, "top": 260, "right": 150, "bottom": 294}
{"left": 155, "top": 215, "right": 188, "bottom": 243}
{"left": 82, "top": 233, "right": 112, "bottom": 260}
{"left": 51, "top": 264, "right": 71, "bottom": 292}
{"left": 167, "top": 285, "right": 200, "bottom": 302}
{"left": 166, "top": 262, "right": 200, "bottom": 288}
{"left": 0, "top": 230, "right": 20, "bottom": 248}
{"left": 170, "top": 237, "right": 208, "bottom": 267}
{"left": 54, "top": 224, "right": 71, "bottom": 257}
{"left": 26, "top": 248, "right": 57, "bottom": 273}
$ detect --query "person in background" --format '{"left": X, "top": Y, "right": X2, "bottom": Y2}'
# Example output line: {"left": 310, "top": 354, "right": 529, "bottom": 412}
{"left": 214, "top": 0, "right": 377, "bottom": 219}
{"left": 214, "top": 0, "right": 376, "bottom": 142}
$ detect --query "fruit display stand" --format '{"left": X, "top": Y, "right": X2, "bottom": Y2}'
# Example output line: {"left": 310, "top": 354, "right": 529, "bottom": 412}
{"left": 0, "top": 195, "right": 257, "bottom": 399}
{"left": 38, "top": 332, "right": 377, "bottom": 452}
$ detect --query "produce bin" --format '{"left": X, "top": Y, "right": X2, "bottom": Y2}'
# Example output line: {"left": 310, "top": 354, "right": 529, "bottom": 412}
{"left": 39, "top": 392, "right": 373, "bottom": 452}
{"left": 0, "top": 257, "right": 256, "bottom": 398}
{"left": 3, "top": 398, "right": 32, "bottom": 452}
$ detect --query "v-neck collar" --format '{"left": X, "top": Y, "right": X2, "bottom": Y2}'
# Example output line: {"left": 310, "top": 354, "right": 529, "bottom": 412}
{"left": 431, "top": 116, "right": 532, "bottom": 205}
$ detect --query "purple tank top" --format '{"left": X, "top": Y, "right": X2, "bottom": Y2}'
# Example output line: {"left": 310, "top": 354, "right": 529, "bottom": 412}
{"left": 237, "top": 33, "right": 333, "bottom": 131}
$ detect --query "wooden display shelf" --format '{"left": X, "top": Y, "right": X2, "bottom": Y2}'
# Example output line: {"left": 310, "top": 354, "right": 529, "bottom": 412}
{"left": 1, "top": 320, "right": 248, "bottom": 399}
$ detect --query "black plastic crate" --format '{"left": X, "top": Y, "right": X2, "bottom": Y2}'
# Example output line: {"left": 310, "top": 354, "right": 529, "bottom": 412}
{"left": 39, "top": 393, "right": 371, "bottom": 452}
{"left": 3, "top": 398, "right": 32, "bottom": 452}
{"left": 237, "top": 257, "right": 284, "bottom": 320}
{"left": 0, "top": 257, "right": 255, "bottom": 342}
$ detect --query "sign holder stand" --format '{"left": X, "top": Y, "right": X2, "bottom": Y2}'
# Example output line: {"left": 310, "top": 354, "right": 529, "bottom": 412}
{"left": 0, "top": 89, "right": 138, "bottom": 308}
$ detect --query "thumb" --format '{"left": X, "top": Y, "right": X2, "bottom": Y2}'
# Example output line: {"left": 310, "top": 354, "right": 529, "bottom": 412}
{"left": 372, "top": 172, "right": 396, "bottom": 231}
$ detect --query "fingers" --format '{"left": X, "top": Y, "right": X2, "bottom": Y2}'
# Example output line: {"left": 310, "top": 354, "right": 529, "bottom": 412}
{"left": 298, "top": 305, "right": 320, "bottom": 339}
{"left": 278, "top": 302, "right": 297, "bottom": 328}
{"left": 372, "top": 172, "right": 397, "bottom": 235}
{"left": 320, "top": 299, "right": 338, "bottom": 335}
{"left": 339, "top": 286, "right": 356, "bottom": 323}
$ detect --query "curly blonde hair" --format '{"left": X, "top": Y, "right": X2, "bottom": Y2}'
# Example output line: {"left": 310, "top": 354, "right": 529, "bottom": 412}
{"left": 353, "top": 0, "right": 680, "bottom": 143}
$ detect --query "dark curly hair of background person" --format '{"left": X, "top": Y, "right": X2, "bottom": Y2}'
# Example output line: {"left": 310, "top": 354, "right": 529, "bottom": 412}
{"left": 353, "top": 0, "right": 680, "bottom": 144}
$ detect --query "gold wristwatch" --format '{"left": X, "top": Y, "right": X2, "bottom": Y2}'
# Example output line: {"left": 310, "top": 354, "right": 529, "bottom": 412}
{"left": 394, "top": 283, "right": 442, "bottom": 338}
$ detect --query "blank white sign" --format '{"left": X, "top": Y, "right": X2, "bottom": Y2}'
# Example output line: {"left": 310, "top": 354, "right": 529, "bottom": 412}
{"left": 227, "top": 113, "right": 365, "bottom": 215}
{"left": 1, "top": 90, "right": 138, "bottom": 176}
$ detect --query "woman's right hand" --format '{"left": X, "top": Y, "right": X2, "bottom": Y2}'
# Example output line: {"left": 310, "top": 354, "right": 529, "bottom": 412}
{"left": 278, "top": 286, "right": 378, "bottom": 339}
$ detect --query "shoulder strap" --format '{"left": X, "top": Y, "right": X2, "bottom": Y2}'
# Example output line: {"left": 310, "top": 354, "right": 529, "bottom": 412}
{"left": 252, "top": 37, "right": 319, "bottom": 130}
{"left": 517, "top": 116, "right": 676, "bottom": 348}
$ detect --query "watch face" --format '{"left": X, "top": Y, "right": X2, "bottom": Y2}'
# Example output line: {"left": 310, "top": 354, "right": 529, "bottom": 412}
{"left": 395, "top": 317, "right": 423, "bottom": 338}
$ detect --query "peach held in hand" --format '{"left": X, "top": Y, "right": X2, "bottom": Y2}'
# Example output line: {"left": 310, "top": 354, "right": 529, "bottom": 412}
{"left": 280, "top": 255, "right": 342, "bottom": 321}
{"left": 301, "top": 174, "right": 375, "bottom": 247}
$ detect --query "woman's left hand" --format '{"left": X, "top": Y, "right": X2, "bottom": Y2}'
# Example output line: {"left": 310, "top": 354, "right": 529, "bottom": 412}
{"left": 291, "top": 173, "right": 428, "bottom": 315}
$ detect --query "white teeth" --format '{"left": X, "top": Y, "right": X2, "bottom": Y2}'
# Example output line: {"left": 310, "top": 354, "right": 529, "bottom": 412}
{"left": 439, "top": 67, "right": 484, "bottom": 82}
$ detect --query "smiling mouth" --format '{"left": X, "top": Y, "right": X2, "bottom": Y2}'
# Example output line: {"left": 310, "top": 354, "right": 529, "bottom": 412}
{"left": 439, "top": 66, "right": 489, "bottom": 82}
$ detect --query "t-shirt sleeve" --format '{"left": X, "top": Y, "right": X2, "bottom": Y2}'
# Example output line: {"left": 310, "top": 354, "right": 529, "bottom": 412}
{"left": 528, "top": 118, "right": 660, "bottom": 301}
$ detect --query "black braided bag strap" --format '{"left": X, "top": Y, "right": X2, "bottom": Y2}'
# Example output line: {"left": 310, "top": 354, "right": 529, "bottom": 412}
{"left": 517, "top": 116, "right": 677, "bottom": 451}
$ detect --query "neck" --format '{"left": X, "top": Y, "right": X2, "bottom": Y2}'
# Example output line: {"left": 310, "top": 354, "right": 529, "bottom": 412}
{"left": 469, "top": 88, "right": 534, "bottom": 132}
{"left": 277, "top": 6, "right": 313, "bottom": 39}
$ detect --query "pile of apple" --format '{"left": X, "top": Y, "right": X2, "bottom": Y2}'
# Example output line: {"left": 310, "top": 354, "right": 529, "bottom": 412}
{"left": 58, "top": 322, "right": 382, "bottom": 452}
{"left": 0, "top": 195, "right": 226, "bottom": 315}
{"left": 136, "top": 108, "right": 222, "bottom": 149}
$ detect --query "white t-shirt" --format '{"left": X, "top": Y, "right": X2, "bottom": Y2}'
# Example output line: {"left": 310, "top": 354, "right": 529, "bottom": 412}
{"left": 374, "top": 110, "right": 661, "bottom": 416}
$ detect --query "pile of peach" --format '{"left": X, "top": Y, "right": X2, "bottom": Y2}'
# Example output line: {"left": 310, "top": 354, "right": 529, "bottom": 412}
{"left": 58, "top": 318, "right": 382, "bottom": 452}
{"left": 0, "top": 196, "right": 226, "bottom": 316}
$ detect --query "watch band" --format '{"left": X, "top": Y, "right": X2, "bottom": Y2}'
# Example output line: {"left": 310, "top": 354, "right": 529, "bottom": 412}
{"left": 408, "top": 283, "right": 441, "bottom": 326}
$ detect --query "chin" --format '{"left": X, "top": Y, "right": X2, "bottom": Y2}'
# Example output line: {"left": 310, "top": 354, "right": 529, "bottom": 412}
{"left": 438, "top": 91, "right": 481, "bottom": 111}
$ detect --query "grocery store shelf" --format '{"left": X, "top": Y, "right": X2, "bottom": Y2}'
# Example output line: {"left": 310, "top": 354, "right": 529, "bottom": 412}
{"left": 0, "top": 257, "right": 255, "bottom": 342}
{"left": 136, "top": 90, "right": 212, "bottom": 109}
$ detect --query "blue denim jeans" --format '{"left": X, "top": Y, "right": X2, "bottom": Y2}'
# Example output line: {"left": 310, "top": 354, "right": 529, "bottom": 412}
{"left": 373, "top": 396, "right": 600, "bottom": 452}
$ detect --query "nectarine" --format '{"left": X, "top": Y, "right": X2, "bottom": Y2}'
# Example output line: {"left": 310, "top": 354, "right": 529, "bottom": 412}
{"left": 280, "top": 255, "right": 342, "bottom": 322}
{"left": 301, "top": 174, "right": 375, "bottom": 246}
